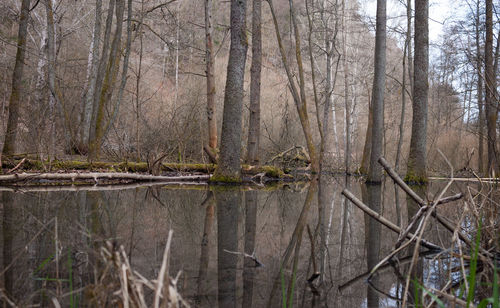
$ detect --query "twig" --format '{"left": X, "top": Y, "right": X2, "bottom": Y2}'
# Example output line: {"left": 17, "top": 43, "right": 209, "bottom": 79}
{"left": 223, "top": 249, "right": 264, "bottom": 267}
{"left": 7, "top": 158, "right": 26, "bottom": 174}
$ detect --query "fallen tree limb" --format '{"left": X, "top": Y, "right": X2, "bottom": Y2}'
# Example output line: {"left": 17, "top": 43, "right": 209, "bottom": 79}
{"left": 0, "top": 172, "right": 211, "bottom": 183}
{"left": 342, "top": 189, "right": 442, "bottom": 251}
{"left": 378, "top": 157, "right": 492, "bottom": 258}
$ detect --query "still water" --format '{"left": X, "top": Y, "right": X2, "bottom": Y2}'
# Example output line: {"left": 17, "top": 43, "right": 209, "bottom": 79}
{"left": 0, "top": 177, "right": 466, "bottom": 307}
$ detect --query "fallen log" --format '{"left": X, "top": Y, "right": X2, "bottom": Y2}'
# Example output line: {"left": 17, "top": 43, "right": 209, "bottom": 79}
{"left": 0, "top": 172, "right": 211, "bottom": 183}
{"left": 0, "top": 181, "right": 209, "bottom": 192}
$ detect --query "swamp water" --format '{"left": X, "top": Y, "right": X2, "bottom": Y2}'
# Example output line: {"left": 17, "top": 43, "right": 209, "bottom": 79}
{"left": 0, "top": 177, "right": 467, "bottom": 307}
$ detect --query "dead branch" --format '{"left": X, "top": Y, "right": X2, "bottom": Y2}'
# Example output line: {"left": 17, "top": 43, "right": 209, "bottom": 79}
{"left": 341, "top": 189, "right": 442, "bottom": 251}
{"left": 378, "top": 157, "right": 493, "bottom": 258}
{"left": 7, "top": 157, "right": 25, "bottom": 174}
{"left": 223, "top": 249, "right": 264, "bottom": 267}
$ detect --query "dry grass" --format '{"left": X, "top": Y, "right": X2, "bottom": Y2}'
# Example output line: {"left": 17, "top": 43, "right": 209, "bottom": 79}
{"left": 86, "top": 230, "right": 189, "bottom": 308}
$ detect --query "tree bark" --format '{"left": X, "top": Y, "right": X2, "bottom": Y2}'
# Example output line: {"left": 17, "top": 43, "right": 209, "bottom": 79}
{"left": 476, "top": 0, "right": 484, "bottom": 175}
{"left": 88, "top": 0, "right": 116, "bottom": 160}
{"left": 213, "top": 0, "right": 248, "bottom": 182}
{"left": 367, "top": 0, "right": 386, "bottom": 183}
{"left": 360, "top": 93, "right": 372, "bottom": 174}
{"left": 205, "top": 0, "right": 217, "bottom": 153}
{"left": 45, "top": 0, "right": 57, "bottom": 160}
{"left": 407, "top": 0, "right": 428, "bottom": 183}
{"left": 246, "top": 0, "right": 262, "bottom": 165}
{"left": 484, "top": 0, "right": 498, "bottom": 176}
{"left": 2, "top": 0, "right": 31, "bottom": 156}
{"left": 88, "top": 0, "right": 125, "bottom": 160}
{"left": 104, "top": 0, "right": 133, "bottom": 138}
{"left": 81, "top": 0, "right": 102, "bottom": 150}
{"left": 342, "top": 0, "right": 351, "bottom": 174}
{"left": 395, "top": 0, "right": 411, "bottom": 172}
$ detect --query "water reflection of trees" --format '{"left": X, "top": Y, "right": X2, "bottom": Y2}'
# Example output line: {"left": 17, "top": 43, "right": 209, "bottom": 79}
{"left": 0, "top": 178, "right": 469, "bottom": 306}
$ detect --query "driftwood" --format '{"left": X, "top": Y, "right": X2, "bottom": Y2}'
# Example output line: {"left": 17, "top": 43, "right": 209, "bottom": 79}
{"left": 0, "top": 172, "right": 211, "bottom": 183}
{"left": 341, "top": 189, "right": 442, "bottom": 251}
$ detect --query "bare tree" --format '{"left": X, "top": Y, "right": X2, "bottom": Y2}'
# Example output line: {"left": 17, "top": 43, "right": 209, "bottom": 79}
{"left": 395, "top": 0, "right": 412, "bottom": 172}
{"left": 246, "top": 0, "right": 262, "bottom": 165}
{"left": 267, "top": 0, "right": 319, "bottom": 173}
{"left": 2, "top": 0, "right": 31, "bottom": 158}
{"left": 88, "top": 0, "right": 125, "bottom": 160}
{"left": 406, "top": 0, "right": 428, "bottom": 183}
{"left": 212, "top": 0, "right": 248, "bottom": 181}
{"left": 205, "top": 0, "right": 217, "bottom": 159}
{"left": 45, "top": 0, "right": 57, "bottom": 161}
{"left": 367, "top": 0, "right": 386, "bottom": 183}
{"left": 484, "top": 0, "right": 498, "bottom": 175}
{"left": 80, "top": 0, "right": 103, "bottom": 152}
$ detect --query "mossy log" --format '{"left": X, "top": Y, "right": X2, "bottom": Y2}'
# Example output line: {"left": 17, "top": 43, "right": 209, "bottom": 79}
{"left": 0, "top": 158, "right": 292, "bottom": 185}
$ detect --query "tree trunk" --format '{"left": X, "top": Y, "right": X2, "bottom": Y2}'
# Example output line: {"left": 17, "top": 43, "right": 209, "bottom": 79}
{"left": 476, "top": 0, "right": 484, "bottom": 174}
{"left": 104, "top": 0, "right": 133, "bottom": 138}
{"left": 407, "top": 0, "right": 428, "bottom": 183}
{"left": 367, "top": 0, "right": 386, "bottom": 183}
{"left": 89, "top": 0, "right": 125, "bottom": 160}
{"left": 395, "top": 0, "right": 411, "bottom": 172}
{"left": 2, "top": 0, "right": 31, "bottom": 156}
{"left": 484, "top": 0, "right": 498, "bottom": 176}
{"left": 212, "top": 0, "right": 248, "bottom": 182}
{"left": 88, "top": 0, "right": 116, "bottom": 160}
{"left": 205, "top": 0, "right": 217, "bottom": 152}
{"left": 360, "top": 93, "right": 372, "bottom": 174}
{"left": 342, "top": 0, "right": 351, "bottom": 174}
{"left": 81, "top": 0, "right": 102, "bottom": 151}
{"left": 246, "top": 0, "right": 262, "bottom": 165}
{"left": 45, "top": 0, "right": 57, "bottom": 161}
{"left": 267, "top": 0, "right": 319, "bottom": 174}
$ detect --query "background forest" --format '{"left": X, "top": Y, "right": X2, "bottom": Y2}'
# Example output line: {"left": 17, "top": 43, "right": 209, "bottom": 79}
{"left": 0, "top": 0, "right": 498, "bottom": 175}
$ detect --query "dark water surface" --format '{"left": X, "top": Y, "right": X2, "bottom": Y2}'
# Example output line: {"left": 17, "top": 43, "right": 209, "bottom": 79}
{"left": 0, "top": 176, "right": 467, "bottom": 307}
